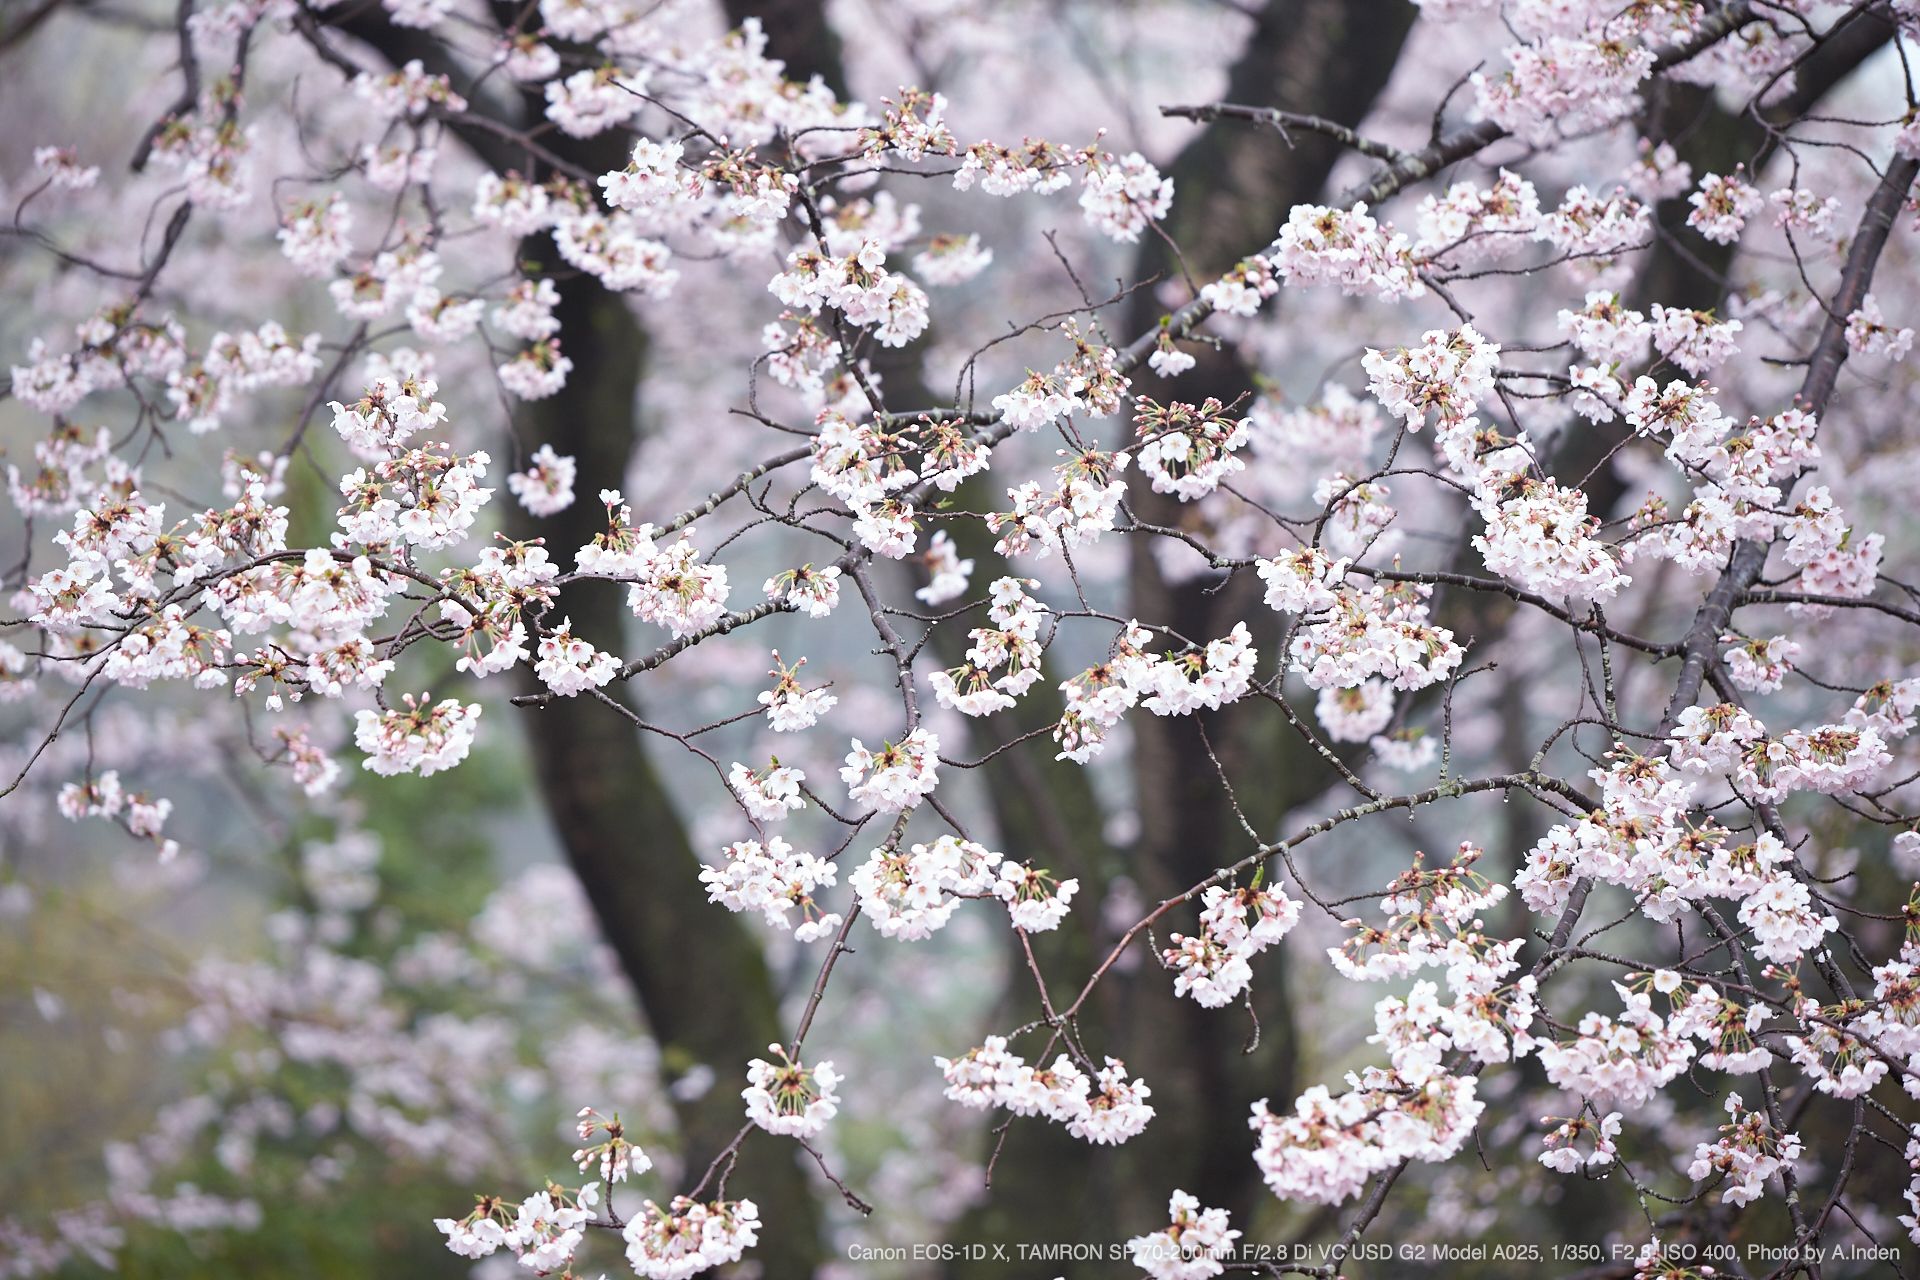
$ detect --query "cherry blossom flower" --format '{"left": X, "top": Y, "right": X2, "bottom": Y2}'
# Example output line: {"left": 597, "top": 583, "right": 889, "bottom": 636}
{"left": 1669, "top": 703, "right": 1767, "bottom": 775}
{"left": 1558, "top": 294, "right": 1650, "bottom": 371}
{"left": 1314, "top": 679, "right": 1394, "bottom": 743}
{"left": 472, "top": 171, "right": 554, "bottom": 236}
{"left": 1721, "top": 633, "right": 1798, "bottom": 694}
{"left": 1371, "top": 730, "right": 1437, "bottom": 771}
{"left": 1687, "top": 170, "right": 1764, "bottom": 244}
{"left": 599, "top": 137, "right": 693, "bottom": 214}
{"left": 1256, "top": 546, "right": 1349, "bottom": 615}
{"left": 496, "top": 33, "right": 559, "bottom": 81}
{"left": 1535, "top": 984, "right": 1695, "bottom": 1109}
{"left": 987, "top": 449, "right": 1129, "bottom": 560}
{"left": 362, "top": 141, "right": 436, "bottom": 191}
{"left": 700, "top": 836, "right": 840, "bottom": 940}
{"left": 906, "top": 235, "right": 990, "bottom": 287}
{"left": 353, "top": 60, "right": 466, "bottom": 120}
{"left": 1270, "top": 203, "right": 1422, "bottom": 299}
{"left": 573, "top": 1107, "right": 652, "bottom": 1185}
{"left": 763, "top": 563, "right": 841, "bottom": 617}
{"left": 404, "top": 288, "right": 484, "bottom": 342}
{"left": 1688, "top": 1093, "right": 1802, "bottom": 1206}
{"left": 1133, "top": 397, "right": 1249, "bottom": 501}
{"left": 544, "top": 67, "right": 648, "bottom": 138}
{"left": 1846, "top": 678, "right": 1920, "bottom": 739}
{"left": 32, "top": 144, "right": 100, "bottom": 190}
{"left": 742, "top": 1045, "right": 840, "bottom": 1138}
{"left": 1538, "top": 1111, "right": 1621, "bottom": 1172}
{"left": 1197, "top": 253, "right": 1278, "bottom": 316}
{"left": 1362, "top": 325, "right": 1500, "bottom": 426}
{"left": 1070, "top": 1058, "right": 1155, "bottom": 1144}
{"left": 992, "top": 369, "right": 1079, "bottom": 431}
{"left": 1289, "top": 580, "right": 1464, "bottom": 692}
{"left": 1126, "top": 1190, "right": 1240, "bottom": 1280}
{"left": 498, "top": 339, "right": 574, "bottom": 400}
{"left": 915, "top": 530, "right": 973, "bottom": 605}
{"left": 1846, "top": 294, "right": 1914, "bottom": 361}
{"left": 621, "top": 1197, "right": 760, "bottom": 1280}
{"left": 728, "top": 761, "right": 806, "bottom": 824}
{"left": 1165, "top": 881, "right": 1301, "bottom": 1008}
{"left": 993, "top": 860, "right": 1078, "bottom": 932}
{"left": 1079, "top": 151, "right": 1173, "bottom": 243}
{"left": 1473, "top": 36, "right": 1655, "bottom": 144}
{"left": 1650, "top": 305, "right": 1742, "bottom": 376}
{"left": 1412, "top": 170, "right": 1540, "bottom": 264}
{"left": 277, "top": 193, "right": 352, "bottom": 277}
{"left": 1770, "top": 186, "right": 1840, "bottom": 239}
{"left": 506, "top": 443, "right": 576, "bottom": 517}
{"left": 1534, "top": 185, "right": 1649, "bottom": 262}
{"left": 851, "top": 834, "right": 1001, "bottom": 940}
{"left": 626, "top": 532, "right": 730, "bottom": 638}
{"left": 1130, "top": 622, "right": 1258, "bottom": 716}
{"left": 354, "top": 695, "right": 482, "bottom": 777}
{"left": 1472, "top": 474, "right": 1629, "bottom": 602}
{"left": 1625, "top": 138, "right": 1692, "bottom": 202}
{"left": 841, "top": 729, "right": 941, "bottom": 813}
{"left": 758, "top": 652, "right": 835, "bottom": 731}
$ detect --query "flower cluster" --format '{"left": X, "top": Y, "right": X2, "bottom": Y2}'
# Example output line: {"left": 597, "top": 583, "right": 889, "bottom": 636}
{"left": 742, "top": 1045, "right": 840, "bottom": 1139}
{"left": 1538, "top": 1111, "right": 1621, "bottom": 1173}
{"left": 1125, "top": 1191, "right": 1239, "bottom": 1280}
{"left": 1287, "top": 579, "right": 1464, "bottom": 692}
{"left": 1270, "top": 203, "right": 1423, "bottom": 300}
{"left": 507, "top": 443, "right": 577, "bottom": 517}
{"left": 1132, "top": 397, "right": 1251, "bottom": 501}
{"left": 1535, "top": 982, "right": 1695, "bottom": 1109}
{"left": 850, "top": 834, "right": 1004, "bottom": 940}
{"left": 436, "top": 1182, "right": 600, "bottom": 1272}
{"left": 1687, "top": 1093, "right": 1802, "bottom": 1206}
{"left": 622, "top": 1197, "right": 760, "bottom": 1280}
{"left": 1078, "top": 150, "right": 1173, "bottom": 242}
{"left": 1163, "top": 881, "right": 1302, "bottom": 1008}
{"left": 1362, "top": 325, "right": 1500, "bottom": 427}
{"left": 840, "top": 730, "right": 942, "bottom": 813}
{"left": 1248, "top": 1066, "right": 1484, "bottom": 1206}
{"left": 987, "top": 449, "right": 1129, "bottom": 560}
{"left": 759, "top": 652, "right": 836, "bottom": 731}
{"left": 699, "top": 837, "right": 842, "bottom": 942}
{"left": 992, "top": 861, "right": 1079, "bottom": 932}
{"left": 354, "top": 695, "right": 482, "bottom": 778}
{"left": 936, "top": 1039, "right": 1154, "bottom": 1144}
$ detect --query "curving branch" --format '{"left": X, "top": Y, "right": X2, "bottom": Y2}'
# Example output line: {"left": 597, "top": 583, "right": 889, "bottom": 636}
{"left": 1158, "top": 102, "right": 1411, "bottom": 162}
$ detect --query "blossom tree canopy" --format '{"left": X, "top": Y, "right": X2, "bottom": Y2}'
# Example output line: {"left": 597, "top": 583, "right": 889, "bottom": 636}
{"left": 6, "top": 0, "right": 1920, "bottom": 1274}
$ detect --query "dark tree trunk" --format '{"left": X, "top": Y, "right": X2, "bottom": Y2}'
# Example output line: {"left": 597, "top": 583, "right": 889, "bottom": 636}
{"left": 941, "top": 2, "right": 1420, "bottom": 1271}
{"left": 324, "top": 6, "right": 869, "bottom": 1273}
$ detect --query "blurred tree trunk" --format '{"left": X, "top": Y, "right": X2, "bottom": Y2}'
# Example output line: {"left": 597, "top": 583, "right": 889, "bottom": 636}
{"left": 943, "top": 2, "right": 1419, "bottom": 1272}
{"left": 501, "top": 269, "right": 819, "bottom": 1279}
{"left": 330, "top": 5, "right": 864, "bottom": 1275}
{"left": 918, "top": 485, "right": 1127, "bottom": 1271}
{"left": 1113, "top": 0, "right": 1416, "bottom": 1243}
